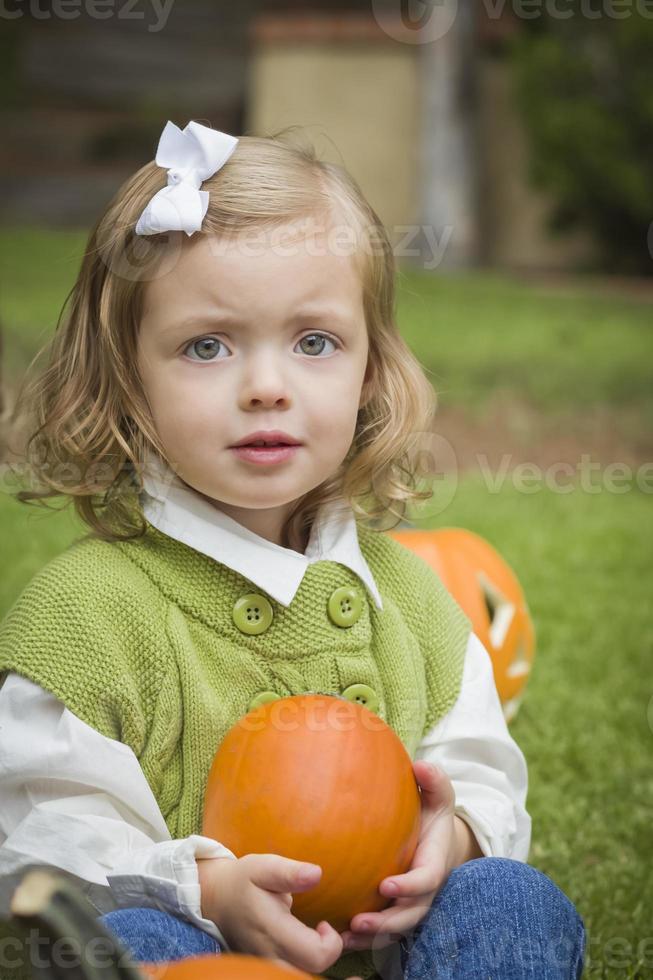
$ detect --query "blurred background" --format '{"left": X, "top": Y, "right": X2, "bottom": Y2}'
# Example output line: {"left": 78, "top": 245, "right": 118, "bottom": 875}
{"left": 1, "top": 2, "right": 652, "bottom": 977}
{"left": 3, "top": 0, "right": 653, "bottom": 272}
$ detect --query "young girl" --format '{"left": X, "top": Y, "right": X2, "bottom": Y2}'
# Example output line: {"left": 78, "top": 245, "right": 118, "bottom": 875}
{"left": 0, "top": 120, "right": 586, "bottom": 980}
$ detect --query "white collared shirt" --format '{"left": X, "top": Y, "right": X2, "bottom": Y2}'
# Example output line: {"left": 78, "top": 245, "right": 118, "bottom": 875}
{"left": 139, "top": 451, "right": 384, "bottom": 611}
{"left": 0, "top": 458, "right": 531, "bottom": 947}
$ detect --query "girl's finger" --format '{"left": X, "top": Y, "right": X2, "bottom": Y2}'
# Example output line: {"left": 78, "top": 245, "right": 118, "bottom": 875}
{"left": 378, "top": 855, "right": 446, "bottom": 900}
{"left": 346, "top": 901, "right": 430, "bottom": 945}
{"left": 375, "top": 830, "right": 448, "bottom": 902}
{"left": 413, "top": 761, "right": 456, "bottom": 811}
{"left": 269, "top": 914, "right": 342, "bottom": 974}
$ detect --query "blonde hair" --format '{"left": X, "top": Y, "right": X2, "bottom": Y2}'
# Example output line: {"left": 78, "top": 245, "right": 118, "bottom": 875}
{"left": 9, "top": 126, "right": 438, "bottom": 549}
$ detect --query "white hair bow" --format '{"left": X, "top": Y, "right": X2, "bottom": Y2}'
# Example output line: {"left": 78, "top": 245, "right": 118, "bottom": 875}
{"left": 135, "top": 120, "right": 239, "bottom": 237}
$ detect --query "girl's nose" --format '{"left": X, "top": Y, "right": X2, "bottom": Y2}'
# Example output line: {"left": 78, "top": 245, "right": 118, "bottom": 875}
{"left": 238, "top": 358, "right": 291, "bottom": 410}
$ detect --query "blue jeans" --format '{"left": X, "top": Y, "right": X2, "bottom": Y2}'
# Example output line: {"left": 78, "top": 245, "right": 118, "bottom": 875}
{"left": 100, "top": 858, "right": 586, "bottom": 979}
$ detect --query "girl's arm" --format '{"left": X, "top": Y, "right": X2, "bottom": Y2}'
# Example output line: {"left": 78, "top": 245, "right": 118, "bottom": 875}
{"left": 414, "top": 631, "right": 532, "bottom": 862}
{"left": 0, "top": 671, "right": 236, "bottom": 948}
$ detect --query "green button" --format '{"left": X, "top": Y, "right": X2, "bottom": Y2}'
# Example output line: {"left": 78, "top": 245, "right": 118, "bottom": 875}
{"left": 232, "top": 593, "right": 274, "bottom": 635}
{"left": 341, "top": 684, "right": 380, "bottom": 714}
{"left": 327, "top": 586, "right": 363, "bottom": 628}
{"left": 248, "top": 690, "right": 282, "bottom": 711}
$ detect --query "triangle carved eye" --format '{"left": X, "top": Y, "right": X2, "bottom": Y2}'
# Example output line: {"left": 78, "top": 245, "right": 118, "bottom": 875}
{"left": 477, "top": 570, "right": 515, "bottom": 650}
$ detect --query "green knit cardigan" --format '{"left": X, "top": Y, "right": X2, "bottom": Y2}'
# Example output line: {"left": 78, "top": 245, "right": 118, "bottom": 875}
{"left": 0, "top": 519, "right": 471, "bottom": 980}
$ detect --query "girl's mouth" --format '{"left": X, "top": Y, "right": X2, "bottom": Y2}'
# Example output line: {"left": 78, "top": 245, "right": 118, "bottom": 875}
{"left": 230, "top": 444, "right": 301, "bottom": 465}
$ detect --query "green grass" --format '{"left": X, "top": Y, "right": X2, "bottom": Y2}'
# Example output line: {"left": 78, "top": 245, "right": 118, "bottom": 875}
{"left": 0, "top": 495, "right": 85, "bottom": 613}
{"left": 419, "top": 475, "right": 653, "bottom": 980}
{"left": 396, "top": 266, "right": 653, "bottom": 433}
{"left": 2, "top": 229, "right": 653, "bottom": 978}
{"left": 2, "top": 228, "right": 653, "bottom": 430}
{"left": 0, "top": 228, "right": 88, "bottom": 376}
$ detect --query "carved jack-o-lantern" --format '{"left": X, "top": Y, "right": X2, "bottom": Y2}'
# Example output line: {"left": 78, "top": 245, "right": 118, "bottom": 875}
{"left": 388, "top": 527, "right": 535, "bottom": 722}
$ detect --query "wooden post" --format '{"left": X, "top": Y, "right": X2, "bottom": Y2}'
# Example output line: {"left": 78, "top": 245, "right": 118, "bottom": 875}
{"left": 416, "top": 0, "right": 479, "bottom": 270}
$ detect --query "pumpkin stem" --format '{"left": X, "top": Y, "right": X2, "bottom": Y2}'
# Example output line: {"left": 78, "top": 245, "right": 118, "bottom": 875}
{"left": 8, "top": 868, "right": 145, "bottom": 980}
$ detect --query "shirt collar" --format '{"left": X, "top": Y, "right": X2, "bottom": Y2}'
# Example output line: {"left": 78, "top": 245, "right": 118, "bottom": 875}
{"left": 137, "top": 451, "right": 383, "bottom": 611}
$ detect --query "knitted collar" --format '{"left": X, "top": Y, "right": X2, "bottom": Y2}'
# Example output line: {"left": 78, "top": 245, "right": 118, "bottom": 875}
{"left": 138, "top": 451, "right": 384, "bottom": 611}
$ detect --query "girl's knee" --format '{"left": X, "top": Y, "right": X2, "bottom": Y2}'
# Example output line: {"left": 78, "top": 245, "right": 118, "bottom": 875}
{"left": 402, "top": 859, "right": 586, "bottom": 978}
{"left": 438, "top": 858, "right": 586, "bottom": 967}
{"left": 100, "top": 907, "right": 222, "bottom": 963}
{"left": 102, "top": 907, "right": 170, "bottom": 931}
{"left": 444, "top": 857, "right": 581, "bottom": 923}
{"left": 101, "top": 905, "right": 174, "bottom": 947}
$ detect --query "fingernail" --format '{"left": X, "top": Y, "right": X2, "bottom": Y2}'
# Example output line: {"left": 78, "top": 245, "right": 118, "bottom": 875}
{"left": 298, "top": 864, "right": 320, "bottom": 883}
{"left": 385, "top": 881, "right": 398, "bottom": 895}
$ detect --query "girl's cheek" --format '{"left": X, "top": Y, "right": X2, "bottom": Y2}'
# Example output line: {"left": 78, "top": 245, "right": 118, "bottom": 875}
{"left": 171, "top": 368, "right": 225, "bottom": 401}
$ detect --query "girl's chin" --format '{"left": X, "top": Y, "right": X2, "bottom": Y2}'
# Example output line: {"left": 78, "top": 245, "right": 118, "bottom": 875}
{"left": 199, "top": 489, "right": 308, "bottom": 511}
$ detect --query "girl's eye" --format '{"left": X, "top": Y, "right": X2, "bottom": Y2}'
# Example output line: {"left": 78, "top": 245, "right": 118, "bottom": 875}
{"left": 183, "top": 337, "right": 229, "bottom": 362}
{"left": 182, "top": 332, "right": 338, "bottom": 362}
{"left": 296, "top": 333, "right": 338, "bottom": 357}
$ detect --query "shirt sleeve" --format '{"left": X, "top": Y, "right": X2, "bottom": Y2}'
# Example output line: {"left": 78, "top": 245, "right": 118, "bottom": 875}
{"left": 0, "top": 670, "right": 236, "bottom": 948}
{"left": 414, "top": 632, "right": 532, "bottom": 862}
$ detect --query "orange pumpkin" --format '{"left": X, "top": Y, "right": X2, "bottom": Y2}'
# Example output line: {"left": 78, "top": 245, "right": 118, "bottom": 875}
{"left": 388, "top": 528, "right": 535, "bottom": 722}
{"left": 140, "top": 952, "right": 314, "bottom": 979}
{"left": 202, "top": 693, "right": 421, "bottom": 933}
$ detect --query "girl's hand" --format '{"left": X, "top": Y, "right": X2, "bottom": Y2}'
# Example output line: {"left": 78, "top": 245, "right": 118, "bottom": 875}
{"left": 198, "top": 852, "right": 348, "bottom": 975}
{"left": 340, "top": 761, "right": 473, "bottom": 953}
